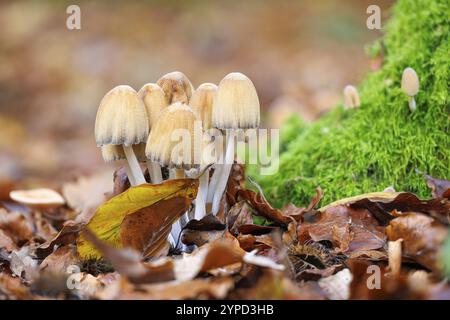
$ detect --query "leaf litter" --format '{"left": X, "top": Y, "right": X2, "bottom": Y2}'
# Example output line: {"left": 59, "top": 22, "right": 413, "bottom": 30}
{"left": 0, "top": 166, "right": 449, "bottom": 300}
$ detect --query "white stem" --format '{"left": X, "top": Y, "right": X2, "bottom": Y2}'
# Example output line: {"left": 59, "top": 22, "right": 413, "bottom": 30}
{"left": 409, "top": 96, "right": 416, "bottom": 112}
{"left": 169, "top": 168, "right": 188, "bottom": 250}
{"left": 123, "top": 145, "right": 146, "bottom": 186}
{"left": 211, "top": 132, "right": 234, "bottom": 215}
{"left": 146, "top": 160, "right": 162, "bottom": 184}
{"left": 207, "top": 166, "right": 221, "bottom": 203}
{"left": 124, "top": 162, "right": 136, "bottom": 186}
{"left": 194, "top": 169, "right": 209, "bottom": 219}
{"left": 206, "top": 139, "right": 225, "bottom": 203}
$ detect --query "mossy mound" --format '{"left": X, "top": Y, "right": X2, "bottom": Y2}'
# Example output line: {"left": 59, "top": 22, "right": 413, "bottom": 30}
{"left": 251, "top": 0, "right": 450, "bottom": 207}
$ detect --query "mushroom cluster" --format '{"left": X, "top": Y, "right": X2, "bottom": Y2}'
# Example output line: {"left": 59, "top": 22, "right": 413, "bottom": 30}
{"left": 95, "top": 71, "right": 260, "bottom": 248}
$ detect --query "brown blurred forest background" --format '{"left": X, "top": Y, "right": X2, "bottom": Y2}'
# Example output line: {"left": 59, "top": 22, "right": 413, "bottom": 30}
{"left": 0, "top": 0, "right": 393, "bottom": 189}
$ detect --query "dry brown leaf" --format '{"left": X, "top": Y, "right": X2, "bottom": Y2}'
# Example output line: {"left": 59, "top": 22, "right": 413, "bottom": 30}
{"left": 238, "top": 189, "right": 291, "bottom": 226}
{"left": 36, "top": 221, "right": 83, "bottom": 258}
{"left": 117, "top": 276, "right": 235, "bottom": 300}
{"left": 298, "top": 205, "right": 386, "bottom": 254}
{"left": 386, "top": 212, "right": 448, "bottom": 273}
{"left": 39, "top": 245, "right": 80, "bottom": 274}
{"left": 425, "top": 175, "right": 450, "bottom": 199}
{"left": 0, "top": 209, "right": 34, "bottom": 244}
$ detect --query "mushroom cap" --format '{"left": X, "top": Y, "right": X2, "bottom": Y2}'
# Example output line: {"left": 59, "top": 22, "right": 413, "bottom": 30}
{"left": 401, "top": 67, "right": 419, "bottom": 96}
{"left": 156, "top": 71, "right": 194, "bottom": 104}
{"left": 101, "top": 143, "right": 146, "bottom": 163}
{"left": 10, "top": 188, "right": 65, "bottom": 207}
{"left": 138, "top": 83, "right": 168, "bottom": 128}
{"left": 95, "top": 85, "right": 149, "bottom": 146}
{"left": 189, "top": 83, "right": 218, "bottom": 130}
{"left": 212, "top": 72, "right": 260, "bottom": 129}
{"left": 146, "top": 103, "right": 200, "bottom": 169}
{"left": 343, "top": 85, "right": 361, "bottom": 109}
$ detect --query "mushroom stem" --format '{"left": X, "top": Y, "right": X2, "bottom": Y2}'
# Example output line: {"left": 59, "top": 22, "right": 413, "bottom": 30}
{"left": 408, "top": 96, "right": 416, "bottom": 112}
{"left": 146, "top": 160, "right": 163, "bottom": 184}
{"left": 206, "top": 144, "right": 224, "bottom": 205}
{"left": 124, "top": 162, "right": 137, "bottom": 186}
{"left": 123, "top": 145, "right": 146, "bottom": 185}
{"left": 169, "top": 168, "right": 188, "bottom": 250}
{"left": 194, "top": 169, "right": 209, "bottom": 219}
{"left": 211, "top": 131, "right": 234, "bottom": 215}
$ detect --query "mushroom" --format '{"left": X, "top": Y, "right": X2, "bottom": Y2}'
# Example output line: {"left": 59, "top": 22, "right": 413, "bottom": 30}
{"left": 401, "top": 67, "right": 419, "bottom": 112}
{"left": 156, "top": 71, "right": 194, "bottom": 104}
{"left": 189, "top": 83, "right": 218, "bottom": 219}
{"left": 146, "top": 102, "right": 200, "bottom": 246}
{"left": 138, "top": 83, "right": 169, "bottom": 184}
{"left": 10, "top": 188, "right": 65, "bottom": 209}
{"left": 101, "top": 144, "right": 146, "bottom": 186}
{"left": 343, "top": 85, "right": 361, "bottom": 109}
{"left": 95, "top": 85, "right": 148, "bottom": 186}
{"left": 210, "top": 72, "right": 260, "bottom": 215}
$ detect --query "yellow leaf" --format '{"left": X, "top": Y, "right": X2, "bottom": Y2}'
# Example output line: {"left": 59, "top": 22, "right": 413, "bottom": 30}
{"left": 77, "top": 179, "right": 198, "bottom": 260}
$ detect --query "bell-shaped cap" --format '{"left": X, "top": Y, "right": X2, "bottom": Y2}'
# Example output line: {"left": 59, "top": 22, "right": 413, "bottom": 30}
{"left": 343, "top": 85, "right": 361, "bottom": 109}
{"left": 190, "top": 83, "right": 218, "bottom": 130}
{"left": 212, "top": 72, "right": 260, "bottom": 129}
{"left": 101, "top": 143, "right": 146, "bottom": 163}
{"left": 146, "top": 103, "right": 200, "bottom": 169}
{"left": 401, "top": 67, "right": 419, "bottom": 97}
{"left": 156, "top": 71, "right": 194, "bottom": 104}
{"left": 138, "top": 83, "right": 168, "bottom": 128}
{"left": 95, "top": 85, "right": 149, "bottom": 146}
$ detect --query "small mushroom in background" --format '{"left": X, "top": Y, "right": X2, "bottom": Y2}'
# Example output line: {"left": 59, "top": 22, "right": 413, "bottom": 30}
{"left": 156, "top": 71, "right": 194, "bottom": 104}
{"left": 343, "top": 85, "right": 361, "bottom": 109}
{"left": 146, "top": 102, "right": 200, "bottom": 247}
{"left": 9, "top": 188, "right": 65, "bottom": 209}
{"left": 189, "top": 83, "right": 218, "bottom": 220}
{"left": 210, "top": 72, "right": 260, "bottom": 215}
{"left": 95, "top": 85, "right": 148, "bottom": 186}
{"left": 401, "top": 67, "right": 419, "bottom": 112}
{"left": 138, "top": 83, "right": 169, "bottom": 184}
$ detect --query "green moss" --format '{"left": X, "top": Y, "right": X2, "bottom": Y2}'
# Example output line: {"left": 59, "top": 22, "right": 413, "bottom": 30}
{"left": 251, "top": 0, "right": 450, "bottom": 207}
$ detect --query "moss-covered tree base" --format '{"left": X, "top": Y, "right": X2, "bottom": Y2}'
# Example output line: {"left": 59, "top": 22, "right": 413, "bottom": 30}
{"left": 251, "top": 0, "right": 449, "bottom": 207}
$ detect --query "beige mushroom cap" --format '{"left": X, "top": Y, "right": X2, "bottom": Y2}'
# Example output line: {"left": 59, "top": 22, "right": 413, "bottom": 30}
{"left": 212, "top": 72, "right": 260, "bottom": 129}
{"left": 146, "top": 103, "right": 200, "bottom": 169}
{"left": 156, "top": 71, "right": 194, "bottom": 104}
{"left": 190, "top": 83, "right": 218, "bottom": 130}
{"left": 401, "top": 67, "right": 419, "bottom": 97}
{"left": 343, "top": 85, "right": 361, "bottom": 109}
{"left": 101, "top": 143, "right": 146, "bottom": 163}
{"left": 95, "top": 85, "right": 149, "bottom": 147}
{"left": 10, "top": 188, "right": 65, "bottom": 207}
{"left": 138, "top": 83, "right": 168, "bottom": 128}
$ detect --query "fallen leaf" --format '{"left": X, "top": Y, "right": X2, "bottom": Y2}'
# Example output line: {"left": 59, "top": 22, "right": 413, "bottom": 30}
{"left": 425, "top": 175, "right": 450, "bottom": 199}
{"left": 386, "top": 212, "right": 448, "bottom": 273}
{"left": 76, "top": 179, "right": 198, "bottom": 260}
{"left": 36, "top": 221, "right": 83, "bottom": 258}
{"left": 318, "top": 268, "right": 352, "bottom": 300}
{"left": 238, "top": 189, "right": 291, "bottom": 226}
{"left": 40, "top": 245, "right": 80, "bottom": 274}
{"left": 0, "top": 209, "right": 34, "bottom": 244}
{"left": 117, "top": 276, "right": 235, "bottom": 300}
{"left": 282, "top": 188, "right": 323, "bottom": 221}
{"left": 298, "top": 205, "right": 386, "bottom": 254}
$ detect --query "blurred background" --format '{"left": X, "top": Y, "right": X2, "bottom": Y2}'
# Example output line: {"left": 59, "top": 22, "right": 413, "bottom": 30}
{"left": 0, "top": 0, "right": 393, "bottom": 188}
